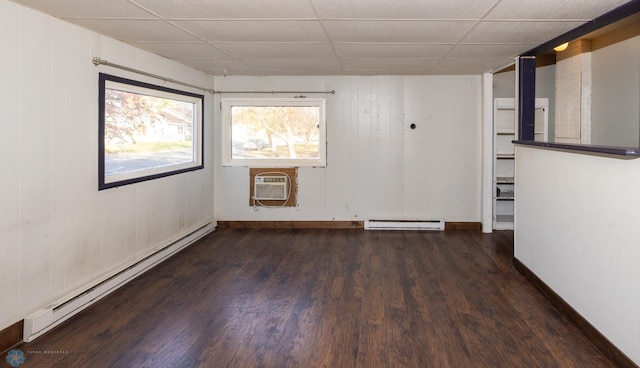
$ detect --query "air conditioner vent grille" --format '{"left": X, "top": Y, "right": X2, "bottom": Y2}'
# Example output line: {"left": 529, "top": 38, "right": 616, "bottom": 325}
{"left": 262, "top": 177, "right": 286, "bottom": 183}
{"left": 254, "top": 175, "right": 289, "bottom": 200}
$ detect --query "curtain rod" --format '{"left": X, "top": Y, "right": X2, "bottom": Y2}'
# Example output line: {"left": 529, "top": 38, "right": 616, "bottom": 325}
{"left": 216, "top": 90, "right": 335, "bottom": 95}
{"left": 92, "top": 57, "right": 215, "bottom": 93}
{"left": 92, "top": 57, "right": 336, "bottom": 95}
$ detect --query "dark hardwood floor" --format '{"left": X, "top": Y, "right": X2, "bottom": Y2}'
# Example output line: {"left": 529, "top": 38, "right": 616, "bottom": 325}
{"left": 17, "top": 229, "right": 615, "bottom": 367}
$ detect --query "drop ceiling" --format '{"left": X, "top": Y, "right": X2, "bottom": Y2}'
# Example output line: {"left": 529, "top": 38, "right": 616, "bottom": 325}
{"left": 9, "top": 0, "right": 633, "bottom": 76}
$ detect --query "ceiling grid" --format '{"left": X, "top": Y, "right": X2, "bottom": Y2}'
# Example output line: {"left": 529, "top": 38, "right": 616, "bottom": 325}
{"left": 9, "top": 0, "right": 632, "bottom": 75}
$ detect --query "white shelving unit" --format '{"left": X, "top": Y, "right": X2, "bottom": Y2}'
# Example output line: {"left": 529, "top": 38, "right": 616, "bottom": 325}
{"left": 493, "top": 98, "right": 548, "bottom": 230}
{"left": 494, "top": 98, "right": 516, "bottom": 230}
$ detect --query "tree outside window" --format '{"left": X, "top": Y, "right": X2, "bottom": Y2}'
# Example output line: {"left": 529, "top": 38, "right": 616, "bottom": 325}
{"left": 222, "top": 98, "right": 326, "bottom": 167}
{"left": 99, "top": 73, "right": 204, "bottom": 189}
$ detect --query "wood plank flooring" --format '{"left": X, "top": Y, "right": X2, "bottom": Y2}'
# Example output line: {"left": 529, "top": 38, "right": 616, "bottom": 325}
{"left": 17, "top": 229, "right": 616, "bottom": 367}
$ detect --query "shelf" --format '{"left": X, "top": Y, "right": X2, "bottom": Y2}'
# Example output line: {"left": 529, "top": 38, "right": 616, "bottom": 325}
{"left": 513, "top": 140, "right": 640, "bottom": 159}
{"left": 497, "top": 130, "right": 515, "bottom": 135}
{"left": 493, "top": 98, "right": 520, "bottom": 232}
{"left": 496, "top": 153, "right": 515, "bottom": 159}
{"left": 495, "top": 214, "right": 514, "bottom": 223}
{"left": 495, "top": 213, "right": 514, "bottom": 228}
{"left": 496, "top": 176, "right": 514, "bottom": 184}
{"left": 496, "top": 187, "right": 514, "bottom": 200}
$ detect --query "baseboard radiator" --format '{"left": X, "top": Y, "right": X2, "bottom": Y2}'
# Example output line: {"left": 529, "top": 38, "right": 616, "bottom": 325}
{"left": 23, "top": 221, "right": 216, "bottom": 342}
{"left": 364, "top": 219, "right": 445, "bottom": 231}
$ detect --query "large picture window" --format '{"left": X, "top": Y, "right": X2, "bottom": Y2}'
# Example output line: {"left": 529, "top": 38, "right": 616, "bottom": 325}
{"left": 99, "top": 73, "right": 204, "bottom": 189}
{"left": 222, "top": 98, "right": 326, "bottom": 167}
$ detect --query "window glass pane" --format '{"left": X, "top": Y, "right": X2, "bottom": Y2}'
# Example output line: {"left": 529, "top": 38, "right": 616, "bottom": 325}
{"left": 231, "top": 106, "right": 320, "bottom": 160}
{"left": 222, "top": 98, "right": 326, "bottom": 167}
{"left": 104, "top": 89, "right": 195, "bottom": 176}
{"left": 99, "top": 73, "right": 204, "bottom": 189}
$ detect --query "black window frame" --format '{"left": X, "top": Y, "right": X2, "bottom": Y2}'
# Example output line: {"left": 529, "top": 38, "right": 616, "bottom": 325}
{"left": 99, "top": 73, "right": 205, "bottom": 190}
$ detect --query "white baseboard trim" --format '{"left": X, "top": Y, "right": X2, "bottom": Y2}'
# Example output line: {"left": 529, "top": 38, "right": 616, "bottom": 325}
{"left": 23, "top": 221, "right": 216, "bottom": 342}
{"left": 364, "top": 219, "right": 445, "bottom": 231}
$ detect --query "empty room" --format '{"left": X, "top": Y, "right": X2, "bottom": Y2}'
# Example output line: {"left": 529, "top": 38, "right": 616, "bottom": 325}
{"left": 1, "top": 0, "right": 639, "bottom": 367}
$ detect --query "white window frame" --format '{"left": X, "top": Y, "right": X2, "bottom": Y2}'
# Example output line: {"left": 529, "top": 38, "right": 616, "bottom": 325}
{"left": 99, "top": 73, "right": 204, "bottom": 190}
{"left": 222, "top": 97, "right": 326, "bottom": 167}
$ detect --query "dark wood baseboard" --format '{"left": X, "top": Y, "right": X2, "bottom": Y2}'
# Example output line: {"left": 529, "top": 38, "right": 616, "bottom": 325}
{"left": 513, "top": 258, "right": 638, "bottom": 368}
{"left": 444, "top": 222, "right": 482, "bottom": 231}
{"left": 217, "top": 221, "right": 364, "bottom": 230}
{"left": 0, "top": 320, "right": 23, "bottom": 355}
{"left": 217, "top": 221, "right": 482, "bottom": 231}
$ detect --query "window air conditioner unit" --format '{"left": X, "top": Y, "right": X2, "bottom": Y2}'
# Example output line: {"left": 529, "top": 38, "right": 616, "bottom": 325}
{"left": 254, "top": 175, "right": 288, "bottom": 200}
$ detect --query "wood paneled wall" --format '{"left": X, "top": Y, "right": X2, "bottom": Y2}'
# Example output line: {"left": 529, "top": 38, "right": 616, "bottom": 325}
{"left": 213, "top": 75, "right": 482, "bottom": 223}
{"left": 0, "top": 0, "right": 215, "bottom": 332}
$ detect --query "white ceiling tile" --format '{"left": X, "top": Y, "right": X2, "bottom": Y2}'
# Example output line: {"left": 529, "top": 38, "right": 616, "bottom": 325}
{"left": 215, "top": 43, "right": 335, "bottom": 59}
{"left": 173, "top": 20, "right": 328, "bottom": 42}
{"left": 429, "top": 66, "right": 488, "bottom": 75}
{"left": 131, "top": 42, "right": 233, "bottom": 59}
{"left": 257, "top": 70, "right": 339, "bottom": 76}
{"left": 448, "top": 44, "right": 537, "bottom": 58}
{"left": 323, "top": 20, "right": 476, "bottom": 43}
{"left": 334, "top": 43, "right": 452, "bottom": 58}
{"left": 241, "top": 58, "right": 342, "bottom": 72}
{"left": 70, "top": 19, "right": 201, "bottom": 42}
{"left": 341, "top": 58, "right": 439, "bottom": 70}
{"left": 13, "top": 0, "right": 154, "bottom": 18}
{"left": 485, "top": 0, "right": 631, "bottom": 20}
{"left": 462, "top": 21, "right": 585, "bottom": 44}
{"left": 132, "top": 0, "right": 317, "bottom": 19}
{"left": 433, "top": 57, "right": 515, "bottom": 73}
{"left": 346, "top": 69, "right": 432, "bottom": 75}
{"left": 177, "top": 59, "right": 255, "bottom": 73}
{"left": 312, "top": 0, "right": 498, "bottom": 19}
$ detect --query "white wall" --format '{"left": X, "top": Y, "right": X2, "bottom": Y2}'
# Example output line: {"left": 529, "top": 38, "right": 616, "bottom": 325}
{"left": 0, "top": 0, "right": 215, "bottom": 331}
{"left": 493, "top": 69, "right": 515, "bottom": 98}
{"left": 213, "top": 75, "right": 482, "bottom": 222}
{"left": 591, "top": 34, "right": 640, "bottom": 147}
{"left": 515, "top": 146, "right": 640, "bottom": 366}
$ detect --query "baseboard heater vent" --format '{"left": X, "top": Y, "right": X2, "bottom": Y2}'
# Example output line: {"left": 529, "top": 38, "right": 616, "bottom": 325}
{"left": 364, "top": 219, "right": 445, "bottom": 231}
{"left": 23, "top": 221, "right": 216, "bottom": 342}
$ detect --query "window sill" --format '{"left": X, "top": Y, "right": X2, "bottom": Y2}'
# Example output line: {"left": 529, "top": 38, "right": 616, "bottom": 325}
{"left": 223, "top": 161, "right": 325, "bottom": 168}
{"left": 512, "top": 140, "right": 640, "bottom": 159}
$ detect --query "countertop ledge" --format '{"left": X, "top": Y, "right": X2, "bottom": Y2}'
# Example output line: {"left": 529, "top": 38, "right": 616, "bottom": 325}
{"left": 513, "top": 140, "right": 640, "bottom": 159}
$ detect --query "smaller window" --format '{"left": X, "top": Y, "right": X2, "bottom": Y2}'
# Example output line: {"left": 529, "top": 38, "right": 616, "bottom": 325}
{"left": 222, "top": 97, "right": 326, "bottom": 167}
{"left": 99, "top": 73, "right": 204, "bottom": 189}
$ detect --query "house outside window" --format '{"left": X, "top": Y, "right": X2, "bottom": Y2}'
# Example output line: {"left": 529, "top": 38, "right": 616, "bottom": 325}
{"left": 99, "top": 73, "right": 204, "bottom": 189}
